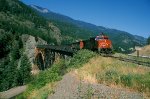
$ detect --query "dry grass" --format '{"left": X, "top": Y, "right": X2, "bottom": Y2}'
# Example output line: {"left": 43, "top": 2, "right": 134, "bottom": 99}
{"left": 76, "top": 56, "right": 149, "bottom": 79}
{"left": 31, "top": 64, "right": 40, "bottom": 75}
{"left": 75, "top": 56, "right": 150, "bottom": 96}
{"left": 132, "top": 45, "right": 150, "bottom": 56}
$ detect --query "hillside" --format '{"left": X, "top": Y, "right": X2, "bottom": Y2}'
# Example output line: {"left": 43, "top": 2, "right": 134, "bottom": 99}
{"left": 30, "top": 5, "right": 147, "bottom": 53}
{"left": 0, "top": 0, "right": 64, "bottom": 92}
{"left": 15, "top": 50, "right": 150, "bottom": 98}
{"left": 0, "top": 0, "right": 62, "bottom": 45}
{"left": 0, "top": 0, "right": 97, "bottom": 92}
{"left": 132, "top": 45, "right": 150, "bottom": 57}
{"left": 30, "top": 5, "right": 95, "bottom": 44}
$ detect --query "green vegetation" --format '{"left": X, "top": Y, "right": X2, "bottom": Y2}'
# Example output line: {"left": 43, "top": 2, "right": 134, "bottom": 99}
{"left": 17, "top": 59, "right": 65, "bottom": 98}
{"left": 15, "top": 49, "right": 149, "bottom": 98}
{"left": 17, "top": 55, "right": 32, "bottom": 85}
{"left": 67, "top": 49, "right": 96, "bottom": 68}
{"left": 77, "top": 82, "right": 94, "bottom": 99}
{"left": 0, "top": 21, "right": 32, "bottom": 91}
{"left": 0, "top": 0, "right": 97, "bottom": 92}
{"left": 0, "top": 15, "right": 33, "bottom": 91}
{"left": 0, "top": 0, "right": 58, "bottom": 44}
{"left": 17, "top": 49, "right": 96, "bottom": 98}
{"left": 96, "top": 70, "right": 150, "bottom": 93}
{"left": 49, "top": 20, "right": 95, "bottom": 44}
{"left": 76, "top": 56, "right": 150, "bottom": 96}
{"left": 0, "top": 0, "right": 59, "bottom": 92}
{"left": 30, "top": 61, "right": 65, "bottom": 89}
{"left": 0, "top": 53, "right": 31, "bottom": 91}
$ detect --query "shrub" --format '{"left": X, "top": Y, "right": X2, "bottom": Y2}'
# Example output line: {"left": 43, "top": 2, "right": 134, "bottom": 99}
{"left": 133, "top": 73, "right": 150, "bottom": 92}
{"left": 105, "top": 70, "right": 120, "bottom": 84}
{"left": 28, "top": 60, "right": 65, "bottom": 90}
{"left": 29, "top": 72, "right": 60, "bottom": 89}
{"left": 17, "top": 60, "right": 65, "bottom": 98}
{"left": 68, "top": 49, "right": 96, "bottom": 68}
{"left": 120, "top": 74, "right": 133, "bottom": 87}
{"left": 96, "top": 70, "right": 120, "bottom": 85}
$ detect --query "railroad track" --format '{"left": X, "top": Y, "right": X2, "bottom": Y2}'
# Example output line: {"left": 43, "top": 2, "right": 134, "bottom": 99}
{"left": 36, "top": 45, "right": 150, "bottom": 67}
{"left": 109, "top": 55, "right": 150, "bottom": 67}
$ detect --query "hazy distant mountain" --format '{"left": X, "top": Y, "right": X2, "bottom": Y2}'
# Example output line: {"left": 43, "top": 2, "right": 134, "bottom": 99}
{"left": 30, "top": 5, "right": 49, "bottom": 13}
{"left": 30, "top": 5, "right": 147, "bottom": 53}
{"left": 134, "top": 35, "right": 147, "bottom": 44}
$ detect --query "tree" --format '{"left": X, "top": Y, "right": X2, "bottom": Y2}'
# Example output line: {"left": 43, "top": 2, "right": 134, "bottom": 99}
{"left": 6, "top": 61, "right": 18, "bottom": 88}
{"left": 0, "top": 31, "right": 12, "bottom": 58}
{"left": 0, "top": 57, "right": 10, "bottom": 91}
{"left": 0, "top": 0, "right": 8, "bottom": 12}
{"left": 147, "top": 36, "right": 150, "bottom": 45}
{"left": 11, "top": 40, "right": 21, "bottom": 60}
{"left": 1, "top": 60, "right": 18, "bottom": 90}
{"left": 18, "top": 55, "right": 31, "bottom": 85}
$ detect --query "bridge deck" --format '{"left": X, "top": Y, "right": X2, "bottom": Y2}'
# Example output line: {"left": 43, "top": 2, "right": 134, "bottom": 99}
{"left": 36, "top": 45, "right": 75, "bottom": 56}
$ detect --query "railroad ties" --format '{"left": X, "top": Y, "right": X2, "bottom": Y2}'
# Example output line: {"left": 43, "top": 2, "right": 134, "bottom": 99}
{"left": 34, "top": 45, "right": 75, "bottom": 70}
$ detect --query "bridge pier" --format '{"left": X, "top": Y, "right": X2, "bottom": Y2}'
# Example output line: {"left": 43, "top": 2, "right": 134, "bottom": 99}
{"left": 34, "top": 45, "right": 74, "bottom": 70}
{"left": 44, "top": 49, "right": 54, "bottom": 69}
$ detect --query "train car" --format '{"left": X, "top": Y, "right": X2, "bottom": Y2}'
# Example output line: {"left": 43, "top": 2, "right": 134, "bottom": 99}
{"left": 70, "top": 33, "right": 113, "bottom": 54}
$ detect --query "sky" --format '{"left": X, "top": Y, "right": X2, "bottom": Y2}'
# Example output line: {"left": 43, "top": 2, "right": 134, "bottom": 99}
{"left": 22, "top": 0, "right": 150, "bottom": 38}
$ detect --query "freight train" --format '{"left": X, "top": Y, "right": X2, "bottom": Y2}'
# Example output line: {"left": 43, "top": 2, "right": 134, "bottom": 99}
{"left": 70, "top": 33, "right": 113, "bottom": 54}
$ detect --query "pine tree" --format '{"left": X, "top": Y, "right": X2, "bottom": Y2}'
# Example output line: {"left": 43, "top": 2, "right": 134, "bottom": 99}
{"left": 0, "top": 58, "right": 9, "bottom": 91}
{"left": 8, "top": 61, "right": 18, "bottom": 88}
{"left": 19, "top": 55, "right": 31, "bottom": 84}
{"left": 11, "top": 40, "right": 21, "bottom": 60}
{"left": 0, "top": 56, "right": 18, "bottom": 91}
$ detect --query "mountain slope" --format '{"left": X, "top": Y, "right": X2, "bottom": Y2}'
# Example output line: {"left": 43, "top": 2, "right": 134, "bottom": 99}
{"left": 29, "top": 5, "right": 96, "bottom": 43}
{"left": 0, "top": 0, "right": 64, "bottom": 92}
{"left": 0, "top": 0, "right": 62, "bottom": 45}
{"left": 30, "top": 5, "right": 147, "bottom": 53}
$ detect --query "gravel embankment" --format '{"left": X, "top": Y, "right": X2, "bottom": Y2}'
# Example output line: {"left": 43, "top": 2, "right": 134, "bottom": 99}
{"left": 48, "top": 72, "right": 144, "bottom": 99}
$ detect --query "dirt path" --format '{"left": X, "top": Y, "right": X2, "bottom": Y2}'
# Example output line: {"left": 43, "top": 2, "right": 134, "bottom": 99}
{"left": 48, "top": 72, "right": 144, "bottom": 99}
{"left": 0, "top": 85, "right": 26, "bottom": 99}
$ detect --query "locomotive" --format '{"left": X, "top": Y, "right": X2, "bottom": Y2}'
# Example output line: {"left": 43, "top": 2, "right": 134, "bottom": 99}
{"left": 70, "top": 33, "right": 113, "bottom": 54}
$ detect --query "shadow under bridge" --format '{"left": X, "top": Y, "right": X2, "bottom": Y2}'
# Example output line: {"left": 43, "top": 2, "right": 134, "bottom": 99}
{"left": 34, "top": 45, "right": 74, "bottom": 70}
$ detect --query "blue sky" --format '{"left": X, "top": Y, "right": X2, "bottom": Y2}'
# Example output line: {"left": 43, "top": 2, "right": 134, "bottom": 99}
{"left": 22, "top": 0, "right": 150, "bottom": 38}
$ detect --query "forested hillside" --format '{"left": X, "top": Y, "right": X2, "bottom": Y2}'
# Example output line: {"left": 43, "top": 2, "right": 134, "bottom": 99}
{"left": 0, "top": 0, "right": 62, "bottom": 91}
{"left": 0, "top": 0, "right": 95, "bottom": 91}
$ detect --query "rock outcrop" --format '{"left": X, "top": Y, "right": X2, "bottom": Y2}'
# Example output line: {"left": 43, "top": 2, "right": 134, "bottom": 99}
{"left": 22, "top": 34, "right": 47, "bottom": 74}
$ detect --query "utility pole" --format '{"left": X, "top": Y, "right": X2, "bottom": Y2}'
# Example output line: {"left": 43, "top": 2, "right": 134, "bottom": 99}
{"left": 135, "top": 46, "right": 141, "bottom": 57}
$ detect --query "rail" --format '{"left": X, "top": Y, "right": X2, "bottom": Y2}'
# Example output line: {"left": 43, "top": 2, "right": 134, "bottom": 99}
{"left": 109, "top": 55, "right": 150, "bottom": 67}
{"left": 36, "top": 45, "right": 76, "bottom": 56}
{"left": 36, "top": 45, "right": 150, "bottom": 67}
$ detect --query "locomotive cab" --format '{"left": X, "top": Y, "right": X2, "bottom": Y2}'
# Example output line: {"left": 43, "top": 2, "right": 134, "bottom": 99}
{"left": 96, "top": 33, "right": 112, "bottom": 54}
